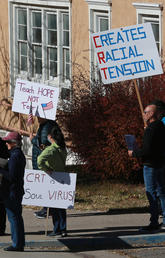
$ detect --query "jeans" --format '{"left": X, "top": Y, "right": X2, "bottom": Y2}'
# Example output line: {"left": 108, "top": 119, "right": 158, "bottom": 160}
{"left": 143, "top": 165, "right": 165, "bottom": 225}
{"left": 4, "top": 196, "right": 25, "bottom": 248}
{"left": 51, "top": 208, "right": 66, "bottom": 233}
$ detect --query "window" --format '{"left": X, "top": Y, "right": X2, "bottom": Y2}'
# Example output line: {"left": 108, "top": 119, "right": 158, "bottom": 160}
{"left": 9, "top": 0, "right": 71, "bottom": 97}
{"left": 86, "top": 0, "right": 111, "bottom": 82}
{"left": 133, "top": 2, "right": 162, "bottom": 55}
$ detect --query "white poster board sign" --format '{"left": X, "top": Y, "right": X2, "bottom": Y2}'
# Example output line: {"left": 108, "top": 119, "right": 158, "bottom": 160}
{"left": 22, "top": 169, "right": 77, "bottom": 209}
{"left": 12, "top": 79, "right": 59, "bottom": 120}
{"left": 91, "top": 23, "right": 163, "bottom": 84}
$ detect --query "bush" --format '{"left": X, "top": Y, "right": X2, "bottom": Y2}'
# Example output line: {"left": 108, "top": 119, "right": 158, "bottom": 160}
{"left": 60, "top": 70, "right": 165, "bottom": 180}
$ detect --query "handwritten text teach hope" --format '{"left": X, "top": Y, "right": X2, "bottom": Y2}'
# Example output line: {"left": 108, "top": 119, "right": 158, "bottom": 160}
{"left": 12, "top": 79, "right": 60, "bottom": 120}
{"left": 92, "top": 23, "right": 163, "bottom": 84}
{"left": 18, "top": 81, "right": 55, "bottom": 111}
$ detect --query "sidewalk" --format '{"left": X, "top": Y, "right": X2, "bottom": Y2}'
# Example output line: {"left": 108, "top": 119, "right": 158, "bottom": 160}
{"left": 1, "top": 208, "right": 165, "bottom": 251}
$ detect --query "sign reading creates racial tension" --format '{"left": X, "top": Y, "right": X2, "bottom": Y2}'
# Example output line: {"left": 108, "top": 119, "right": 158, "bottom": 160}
{"left": 12, "top": 79, "right": 60, "bottom": 120}
{"left": 91, "top": 23, "right": 163, "bottom": 84}
{"left": 22, "top": 170, "right": 77, "bottom": 209}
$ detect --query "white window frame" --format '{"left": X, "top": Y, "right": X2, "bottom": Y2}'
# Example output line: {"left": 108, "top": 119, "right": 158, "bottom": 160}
{"left": 86, "top": 0, "right": 111, "bottom": 83}
{"left": 8, "top": 0, "right": 71, "bottom": 98}
{"left": 132, "top": 2, "right": 162, "bottom": 56}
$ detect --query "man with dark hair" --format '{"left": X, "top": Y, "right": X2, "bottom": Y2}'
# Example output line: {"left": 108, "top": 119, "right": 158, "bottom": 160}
{"left": 128, "top": 104, "right": 165, "bottom": 232}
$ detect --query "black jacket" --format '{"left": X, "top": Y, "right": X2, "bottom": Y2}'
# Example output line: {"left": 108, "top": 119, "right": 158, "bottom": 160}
{"left": 0, "top": 147, "right": 26, "bottom": 199}
{"left": 133, "top": 120, "right": 165, "bottom": 168}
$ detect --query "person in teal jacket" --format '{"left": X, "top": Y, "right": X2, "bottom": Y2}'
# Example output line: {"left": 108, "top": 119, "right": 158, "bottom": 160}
{"left": 37, "top": 126, "right": 67, "bottom": 237}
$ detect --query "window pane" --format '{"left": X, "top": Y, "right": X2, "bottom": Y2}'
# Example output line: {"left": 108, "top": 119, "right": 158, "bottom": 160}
{"left": 19, "top": 43, "right": 27, "bottom": 72}
{"left": 35, "top": 46, "right": 42, "bottom": 58}
{"left": 100, "top": 18, "right": 108, "bottom": 31}
{"left": 48, "top": 14, "right": 57, "bottom": 30}
{"left": 151, "top": 23, "right": 159, "bottom": 42}
{"left": 21, "top": 56, "right": 27, "bottom": 71}
{"left": 50, "top": 61, "right": 57, "bottom": 77}
{"left": 33, "top": 12, "right": 41, "bottom": 27}
{"left": 63, "top": 31, "right": 69, "bottom": 46}
{"left": 63, "top": 14, "right": 69, "bottom": 30}
{"left": 32, "top": 12, "right": 42, "bottom": 43}
{"left": 18, "top": 9, "right": 27, "bottom": 25}
{"left": 66, "top": 49, "right": 70, "bottom": 63}
{"left": 33, "top": 46, "right": 42, "bottom": 75}
{"left": 49, "top": 48, "right": 57, "bottom": 61}
{"left": 18, "top": 25, "right": 27, "bottom": 40}
{"left": 66, "top": 64, "right": 70, "bottom": 79}
{"left": 33, "top": 28, "right": 42, "bottom": 43}
{"left": 21, "top": 43, "right": 27, "bottom": 56}
{"left": 48, "top": 31, "right": 57, "bottom": 45}
{"left": 35, "top": 59, "right": 42, "bottom": 74}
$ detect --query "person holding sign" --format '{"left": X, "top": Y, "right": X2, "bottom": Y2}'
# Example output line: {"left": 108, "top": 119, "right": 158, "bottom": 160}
{"left": 37, "top": 126, "right": 67, "bottom": 237}
{"left": 128, "top": 104, "right": 165, "bottom": 233}
{"left": 0, "top": 132, "right": 26, "bottom": 251}
{"left": 30, "top": 117, "right": 59, "bottom": 219}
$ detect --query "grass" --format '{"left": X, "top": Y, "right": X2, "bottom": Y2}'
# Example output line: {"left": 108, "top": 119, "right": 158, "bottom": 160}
{"left": 74, "top": 180, "right": 148, "bottom": 212}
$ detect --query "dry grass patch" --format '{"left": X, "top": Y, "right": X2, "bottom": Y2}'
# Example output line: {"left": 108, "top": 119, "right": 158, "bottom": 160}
{"left": 74, "top": 181, "right": 148, "bottom": 211}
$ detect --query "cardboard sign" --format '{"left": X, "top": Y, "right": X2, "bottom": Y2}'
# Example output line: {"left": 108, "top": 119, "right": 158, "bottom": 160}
{"left": 91, "top": 23, "right": 163, "bottom": 84}
{"left": 22, "top": 169, "right": 77, "bottom": 209}
{"left": 12, "top": 79, "right": 59, "bottom": 120}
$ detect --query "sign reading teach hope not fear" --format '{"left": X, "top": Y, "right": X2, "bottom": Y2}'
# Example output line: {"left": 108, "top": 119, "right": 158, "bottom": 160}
{"left": 12, "top": 79, "right": 59, "bottom": 120}
{"left": 91, "top": 23, "right": 163, "bottom": 84}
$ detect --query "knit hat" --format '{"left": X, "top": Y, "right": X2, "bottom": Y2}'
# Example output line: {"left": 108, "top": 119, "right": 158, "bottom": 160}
{"left": 3, "top": 132, "right": 22, "bottom": 142}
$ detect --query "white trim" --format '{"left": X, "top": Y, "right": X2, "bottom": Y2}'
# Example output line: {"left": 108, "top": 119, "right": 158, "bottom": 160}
{"left": 8, "top": 0, "right": 70, "bottom": 8}
{"left": 86, "top": 0, "right": 111, "bottom": 6}
{"left": 132, "top": 2, "right": 163, "bottom": 11}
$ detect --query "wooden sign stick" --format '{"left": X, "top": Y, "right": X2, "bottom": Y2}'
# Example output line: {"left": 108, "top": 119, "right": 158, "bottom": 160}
{"left": 133, "top": 79, "right": 147, "bottom": 128}
{"left": 45, "top": 207, "right": 50, "bottom": 236}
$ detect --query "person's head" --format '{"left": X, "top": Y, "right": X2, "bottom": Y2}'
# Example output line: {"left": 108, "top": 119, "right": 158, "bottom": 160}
{"left": 47, "top": 127, "right": 66, "bottom": 149}
{"left": 150, "top": 99, "right": 165, "bottom": 120}
{"left": 37, "top": 117, "right": 47, "bottom": 125}
{"left": 143, "top": 104, "right": 157, "bottom": 124}
{"left": 2, "top": 131, "right": 22, "bottom": 150}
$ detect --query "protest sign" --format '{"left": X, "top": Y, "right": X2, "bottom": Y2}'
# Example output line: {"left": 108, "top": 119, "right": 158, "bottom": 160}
{"left": 22, "top": 169, "right": 77, "bottom": 209}
{"left": 12, "top": 79, "right": 59, "bottom": 120}
{"left": 125, "top": 134, "right": 137, "bottom": 151}
{"left": 91, "top": 23, "right": 163, "bottom": 84}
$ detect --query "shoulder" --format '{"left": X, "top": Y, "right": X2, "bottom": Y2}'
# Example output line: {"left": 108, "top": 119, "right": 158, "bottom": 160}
{"left": 149, "top": 120, "right": 164, "bottom": 129}
{"left": 10, "top": 148, "right": 25, "bottom": 159}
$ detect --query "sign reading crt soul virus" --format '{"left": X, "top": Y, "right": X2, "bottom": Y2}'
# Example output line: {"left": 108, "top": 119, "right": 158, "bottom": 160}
{"left": 22, "top": 170, "right": 77, "bottom": 209}
{"left": 91, "top": 23, "right": 163, "bottom": 84}
{"left": 12, "top": 79, "right": 59, "bottom": 120}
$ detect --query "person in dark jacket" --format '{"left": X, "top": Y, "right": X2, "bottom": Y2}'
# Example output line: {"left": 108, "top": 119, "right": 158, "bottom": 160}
{"left": 0, "top": 137, "right": 9, "bottom": 236}
{"left": 128, "top": 104, "right": 165, "bottom": 233}
{"left": 0, "top": 132, "right": 26, "bottom": 251}
{"left": 30, "top": 117, "right": 61, "bottom": 218}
